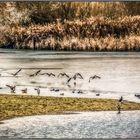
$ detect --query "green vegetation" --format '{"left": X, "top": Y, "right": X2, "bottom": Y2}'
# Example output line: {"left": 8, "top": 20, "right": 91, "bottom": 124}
{"left": 0, "top": 94, "right": 140, "bottom": 121}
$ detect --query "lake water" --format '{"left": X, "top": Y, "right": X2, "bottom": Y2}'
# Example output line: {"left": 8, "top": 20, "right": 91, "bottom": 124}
{"left": 0, "top": 111, "right": 140, "bottom": 138}
{"left": 0, "top": 49, "right": 140, "bottom": 138}
{"left": 0, "top": 49, "right": 140, "bottom": 102}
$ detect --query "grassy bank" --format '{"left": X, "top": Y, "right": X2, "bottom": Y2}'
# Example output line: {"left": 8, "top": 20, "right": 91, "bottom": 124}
{"left": 1, "top": 16, "right": 140, "bottom": 51}
{"left": 0, "top": 94, "right": 140, "bottom": 121}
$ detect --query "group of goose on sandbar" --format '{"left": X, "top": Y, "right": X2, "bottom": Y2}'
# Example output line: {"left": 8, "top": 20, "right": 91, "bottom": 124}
{"left": 0, "top": 68, "right": 101, "bottom": 96}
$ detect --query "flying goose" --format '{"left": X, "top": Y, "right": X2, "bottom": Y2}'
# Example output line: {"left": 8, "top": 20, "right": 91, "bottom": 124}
{"left": 73, "top": 73, "right": 84, "bottom": 80}
{"left": 89, "top": 75, "right": 101, "bottom": 82}
{"left": 29, "top": 70, "right": 41, "bottom": 77}
{"left": 67, "top": 73, "right": 83, "bottom": 84}
{"left": 40, "top": 72, "right": 55, "bottom": 77}
{"left": 8, "top": 68, "right": 22, "bottom": 77}
{"left": 58, "top": 73, "right": 69, "bottom": 78}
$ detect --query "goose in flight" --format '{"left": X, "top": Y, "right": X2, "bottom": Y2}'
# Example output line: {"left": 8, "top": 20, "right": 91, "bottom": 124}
{"left": 89, "top": 75, "right": 101, "bottom": 82}
{"left": 8, "top": 68, "right": 22, "bottom": 77}
{"left": 67, "top": 73, "right": 83, "bottom": 84}
{"left": 6, "top": 85, "right": 16, "bottom": 93}
{"left": 29, "top": 70, "right": 41, "bottom": 77}
{"left": 58, "top": 73, "right": 69, "bottom": 78}
{"left": 73, "top": 73, "right": 84, "bottom": 80}
{"left": 67, "top": 77, "right": 73, "bottom": 83}
{"left": 40, "top": 72, "right": 55, "bottom": 77}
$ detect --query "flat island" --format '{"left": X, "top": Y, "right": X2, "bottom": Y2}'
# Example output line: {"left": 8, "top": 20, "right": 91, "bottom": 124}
{"left": 0, "top": 94, "right": 140, "bottom": 121}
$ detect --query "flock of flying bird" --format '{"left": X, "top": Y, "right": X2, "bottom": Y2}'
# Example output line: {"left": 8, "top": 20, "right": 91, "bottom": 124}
{"left": 0, "top": 68, "right": 101, "bottom": 96}
{"left": 1, "top": 68, "right": 140, "bottom": 100}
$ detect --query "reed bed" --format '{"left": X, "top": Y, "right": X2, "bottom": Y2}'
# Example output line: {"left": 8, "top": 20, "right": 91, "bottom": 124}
{"left": 1, "top": 16, "right": 140, "bottom": 51}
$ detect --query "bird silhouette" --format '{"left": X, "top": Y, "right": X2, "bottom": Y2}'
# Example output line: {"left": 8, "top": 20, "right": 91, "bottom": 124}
{"left": 6, "top": 85, "right": 16, "bottom": 93}
{"left": 34, "top": 87, "right": 40, "bottom": 96}
{"left": 89, "top": 75, "right": 101, "bottom": 82}
{"left": 67, "top": 73, "right": 83, "bottom": 84}
{"left": 77, "top": 90, "right": 83, "bottom": 94}
{"left": 118, "top": 96, "right": 123, "bottom": 102}
{"left": 66, "top": 83, "right": 71, "bottom": 88}
{"left": 117, "top": 104, "right": 121, "bottom": 114}
{"left": 73, "top": 73, "right": 84, "bottom": 80}
{"left": 96, "top": 93, "right": 100, "bottom": 96}
{"left": 50, "top": 73, "right": 55, "bottom": 77}
{"left": 67, "top": 77, "right": 73, "bottom": 83}
{"left": 72, "top": 89, "right": 76, "bottom": 93}
{"left": 8, "top": 68, "right": 22, "bottom": 77}
{"left": 60, "top": 93, "right": 64, "bottom": 96}
{"left": 40, "top": 72, "right": 55, "bottom": 77}
{"left": 54, "top": 88, "right": 59, "bottom": 92}
{"left": 135, "top": 94, "right": 140, "bottom": 99}
{"left": 74, "top": 82, "right": 76, "bottom": 87}
{"left": 58, "top": 73, "right": 69, "bottom": 78}
{"left": 50, "top": 88, "right": 59, "bottom": 92}
{"left": 29, "top": 70, "right": 41, "bottom": 77}
{"left": 21, "top": 88, "right": 27, "bottom": 94}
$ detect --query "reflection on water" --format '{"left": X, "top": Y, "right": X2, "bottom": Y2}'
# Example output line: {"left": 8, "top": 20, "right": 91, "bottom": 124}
{"left": 0, "top": 49, "right": 140, "bottom": 102}
{"left": 0, "top": 111, "right": 140, "bottom": 138}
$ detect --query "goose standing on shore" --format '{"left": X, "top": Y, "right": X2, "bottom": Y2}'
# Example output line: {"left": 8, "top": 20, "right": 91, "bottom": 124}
{"left": 21, "top": 88, "right": 27, "bottom": 94}
{"left": 135, "top": 94, "right": 140, "bottom": 99}
{"left": 118, "top": 96, "right": 123, "bottom": 102}
{"left": 117, "top": 104, "right": 121, "bottom": 114}
{"left": 34, "top": 87, "right": 40, "bottom": 96}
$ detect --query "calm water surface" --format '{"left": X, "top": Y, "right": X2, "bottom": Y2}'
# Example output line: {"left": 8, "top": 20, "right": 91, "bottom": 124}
{"left": 0, "top": 49, "right": 140, "bottom": 102}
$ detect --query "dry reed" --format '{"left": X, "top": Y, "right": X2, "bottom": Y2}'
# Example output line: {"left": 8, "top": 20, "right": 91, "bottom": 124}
{"left": 1, "top": 16, "right": 140, "bottom": 51}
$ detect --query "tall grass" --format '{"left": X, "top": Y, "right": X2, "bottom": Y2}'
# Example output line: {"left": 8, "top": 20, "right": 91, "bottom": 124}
{"left": 1, "top": 16, "right": 140, "bottom": 51}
